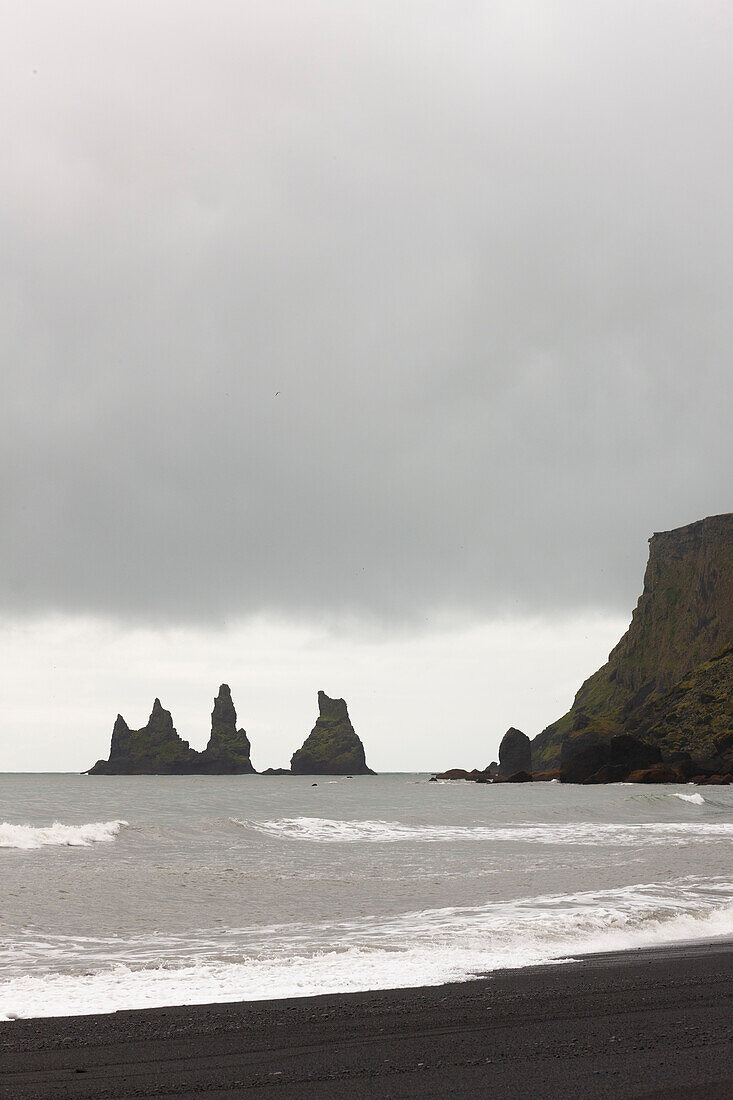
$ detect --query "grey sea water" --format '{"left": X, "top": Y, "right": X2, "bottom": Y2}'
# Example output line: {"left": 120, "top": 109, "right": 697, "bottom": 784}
{"left": 1, "top": 773, "right": 732, "bottom": 1018}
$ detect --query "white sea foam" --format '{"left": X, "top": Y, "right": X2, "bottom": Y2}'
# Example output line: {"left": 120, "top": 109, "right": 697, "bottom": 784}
{"left": 1, "top": 880, "right": 731, "bottom": 1019}
{"left": 671, "top": 793, "right": 706, "bottom": 805}
{"left": 0, "top": 820, "right": 127, "bottom": 850}
{"left": 235, "top": 816, "right": 733, "bottom": 846}
{"left": 2, "top": 772, "right": 731, "bottom": 1022}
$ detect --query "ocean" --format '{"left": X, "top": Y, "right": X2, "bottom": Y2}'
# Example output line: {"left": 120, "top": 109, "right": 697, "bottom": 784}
{"left": 1, "top": 773, "right": 732, "bottom": 1019}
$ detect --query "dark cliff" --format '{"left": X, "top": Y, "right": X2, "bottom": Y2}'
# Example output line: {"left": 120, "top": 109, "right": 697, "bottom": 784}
{"left": 498, "top": 728, "right": 531, "bottom": 776}
{"left": 290, "top": 691, "right": 375, "bottom": 775}
{"left": 532, "top": 514, "right": 733, "bottom": 768}
{"left": 628, "top": 643, "right": 733, "bottom": 759}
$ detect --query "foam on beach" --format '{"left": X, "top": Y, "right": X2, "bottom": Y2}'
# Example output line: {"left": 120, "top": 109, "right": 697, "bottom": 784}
{"left": 3, "top": 776, "right": 731, "bottom": 1022}
{"left": 2, "top": 879, "right": 732, "bottom": 1019}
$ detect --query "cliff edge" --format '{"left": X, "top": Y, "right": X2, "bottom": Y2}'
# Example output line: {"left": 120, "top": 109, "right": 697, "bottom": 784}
{"left": 532, "top": 514, "right": 733, "bottom": 768}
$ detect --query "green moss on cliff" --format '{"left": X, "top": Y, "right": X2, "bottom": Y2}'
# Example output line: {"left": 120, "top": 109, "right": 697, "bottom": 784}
{"left": 532, "top": 514, "right": 733, "bottom": 768}
{"left": 290, "top": 691, "right": 375, "bottom": 775}
{"left": 630, "top": 643, "right": 733, "bottom": 758}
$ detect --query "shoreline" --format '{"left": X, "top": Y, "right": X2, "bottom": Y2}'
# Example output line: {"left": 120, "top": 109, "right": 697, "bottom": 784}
{"left": 2, "top": 940, "right": 732, "bottom": 1098}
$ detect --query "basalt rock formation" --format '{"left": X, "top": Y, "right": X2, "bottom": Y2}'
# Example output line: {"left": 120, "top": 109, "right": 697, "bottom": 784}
{"left": 290, "top": 691, "right": 375, "bottom": 775}
{"left": 498, "top": 728, "right": 532, "bottom": 777}
{"left": 626, "top": 643, "right": 733, "bottom": 759}
{"left": 88, "top": 685, "right": 255, "bottom": 775}
{"left": 432, "top": 514, "right": 733, "bottom": 786}
{"left": 559, "top": 733, "right": 662, "bottom": 784}
{"left": 433, "top": 727, "right": 733, "bottom": 786}
{"left": 532, "top": 514, "right": 733, "bottom": 770}
{"left": 88, "top": 699, "right": 198, "bottom": 774}
{"left": 433, "top": 767, "right": 490, "bottom": 781}
{"left": 199, "top": 684, "right": 255, "bottom": 773}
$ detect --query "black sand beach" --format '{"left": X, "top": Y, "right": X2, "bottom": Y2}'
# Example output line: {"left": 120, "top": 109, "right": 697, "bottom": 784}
{"left": 1, "top": 942, "right": 732, "bottom": 1099}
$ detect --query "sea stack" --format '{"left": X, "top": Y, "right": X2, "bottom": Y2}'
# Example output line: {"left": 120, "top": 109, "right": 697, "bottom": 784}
{"left": 498, "top": 728, "right": 531, "bottom": 777}
{"left": 87, "top": 686, "right": 256, "bottom": 775}
{"left": 290, "top": 691, "right": 375, "bottom": 775}
{"left": 532, "top": 514, "right": 733, "bottom": 769}
{"left": 200, "top": 684, "right": 255, "bottom": 773}
{"left": 88, "top": 698, "right": 197, "bottom": 774}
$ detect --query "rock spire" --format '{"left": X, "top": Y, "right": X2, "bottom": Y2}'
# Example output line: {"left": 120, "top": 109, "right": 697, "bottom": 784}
{"left": 290, "top": 691, "right": 375, "bottom": 775}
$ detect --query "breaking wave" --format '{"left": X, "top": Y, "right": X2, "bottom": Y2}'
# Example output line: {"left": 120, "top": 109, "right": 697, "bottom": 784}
{"left": 0, "top": 820, "right": 128, "bottom": 850}
{"left": 1, "top": 879, "right": 732, "bottom": 1019}
{"left": 671, "top": 793, "right": 706, "bottom": 805}
{"left": 234, "top": 816, "right": 733, "bottom": 846}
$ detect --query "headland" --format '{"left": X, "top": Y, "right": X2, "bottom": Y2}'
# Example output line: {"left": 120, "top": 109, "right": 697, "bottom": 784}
{"left": 436, "top": 514, "right": 733, "bottom": 785}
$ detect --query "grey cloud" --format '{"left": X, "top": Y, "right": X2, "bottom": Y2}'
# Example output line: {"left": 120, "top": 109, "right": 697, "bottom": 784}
{"left": 1, "top": 1, "right": 731, "bottom": 624}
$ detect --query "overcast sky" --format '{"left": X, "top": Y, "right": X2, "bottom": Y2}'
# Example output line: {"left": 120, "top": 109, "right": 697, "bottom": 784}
{"left": 1, "top": 2, "right": 731, "bottom": 769}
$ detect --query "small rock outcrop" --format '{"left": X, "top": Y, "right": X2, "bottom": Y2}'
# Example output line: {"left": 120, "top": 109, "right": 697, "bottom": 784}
{"left": 560, "top": 733, "right": 662, "bottom": 784}
{"left": 558, "top": 734, "right": 610, "bottom": 784}
{"left": 88, "top": 686, "right": 255, "bottom": 775}
{"left": 498, "top": 728, "right": 532, "bottom": 777}
{"left": 290, "top": 691, "right": 375, "bottom": 775}
{"left": 433, "top": 725, "right": 733, "bottom": 785}
{"left": 433, "top": 767, "right": 485, "bottom": 781}
{"left": 501, "top": 769, "right": 533, "bottom": 783}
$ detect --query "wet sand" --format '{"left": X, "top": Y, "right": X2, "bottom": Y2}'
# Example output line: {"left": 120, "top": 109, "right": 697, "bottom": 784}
{"left": 1, "top": 942, "right": 732, "bottom": 1098}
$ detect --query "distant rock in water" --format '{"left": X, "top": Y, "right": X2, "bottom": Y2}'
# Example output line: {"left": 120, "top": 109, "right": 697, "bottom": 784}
{"left": 88, "top": 698, "right": 196, "bottom": 774}
{"left": 498, "top": 728, "right": 531, "bottom": 777}
{"left": 87, "top": 686, "right": 255, "bottom": 775}
{"left": 500, "top": 769, "right": 533, "bottom": 783}
{"left": 290, "top": 691, "right": 375, "bottom": 775}
{"left": 199, "top": 684, "right": 255, "bottom": 773}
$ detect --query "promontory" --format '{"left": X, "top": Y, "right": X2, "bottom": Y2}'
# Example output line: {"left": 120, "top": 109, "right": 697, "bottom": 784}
{"left": 435, "top": 513, "right": 733, "bottom": 785}
{"left": 531, "top": 512, "right": 733, "bottom": 772}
